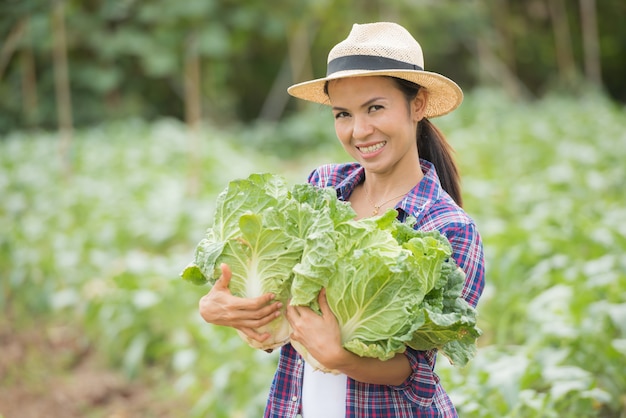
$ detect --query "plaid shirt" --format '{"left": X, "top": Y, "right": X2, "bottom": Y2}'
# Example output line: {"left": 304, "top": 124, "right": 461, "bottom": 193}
{"left": 264, "top": 160, "right": 485, "bottom": 417}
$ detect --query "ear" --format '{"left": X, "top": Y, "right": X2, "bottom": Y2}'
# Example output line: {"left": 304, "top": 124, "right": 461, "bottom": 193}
{"left": 411, "top": 88, "right": 428, "bottom": 121}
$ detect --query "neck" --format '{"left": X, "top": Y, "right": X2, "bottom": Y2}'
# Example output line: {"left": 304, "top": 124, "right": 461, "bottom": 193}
{"left": 361, "top": 166, "right": 423, "bottom": 216}
{"left": 363, "top": 166, "right": 423, "bottom": 202}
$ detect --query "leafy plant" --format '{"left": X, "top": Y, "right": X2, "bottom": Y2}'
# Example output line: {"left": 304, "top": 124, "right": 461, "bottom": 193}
{"left": 2, "top": 90, "right": 625, "bottom": 417}
{"left": 182, "top": 173, "right": 481, "bottom": 370}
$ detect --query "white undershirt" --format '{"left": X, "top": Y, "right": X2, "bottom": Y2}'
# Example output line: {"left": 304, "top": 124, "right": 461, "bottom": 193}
{"left": 302, "top": 361, "right": 347, "bottom": 417}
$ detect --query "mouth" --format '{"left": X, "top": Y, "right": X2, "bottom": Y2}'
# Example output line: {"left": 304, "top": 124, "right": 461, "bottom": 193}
{"left": 357, "top": 141, "right": 386, "bottom": 154}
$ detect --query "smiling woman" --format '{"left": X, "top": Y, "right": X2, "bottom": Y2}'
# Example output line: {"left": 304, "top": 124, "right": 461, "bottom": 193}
{"left": 197, "top": 21, "right": 485, "bottom": 418}
{"left": 280, "top": 22, "right": 484, "bottom": 418}
{"left": 325, "top": 76, "right": 425, "bottom": 217}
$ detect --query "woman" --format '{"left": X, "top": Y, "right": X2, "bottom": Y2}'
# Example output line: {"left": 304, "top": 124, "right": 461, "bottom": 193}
{"left": 199, "top": 22, "right": 485, "bottom": 417}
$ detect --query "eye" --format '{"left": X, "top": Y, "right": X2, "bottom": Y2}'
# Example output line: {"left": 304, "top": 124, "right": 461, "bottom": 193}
{"left": 368, "top": 104, "right": 384, "bottom": 113}
{"left": 334, "top": 111, "right": 350, "bottom": 119}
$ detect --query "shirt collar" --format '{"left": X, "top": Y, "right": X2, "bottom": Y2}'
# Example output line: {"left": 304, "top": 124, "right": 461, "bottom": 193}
{"left": 397, "top": 159, "right": 442, "bottom": 220}
{"left": 335, "top": 168, "right": 365, "bottom": 202}
{"left": 334, "top": 159, "right": 442, "bottom": 218}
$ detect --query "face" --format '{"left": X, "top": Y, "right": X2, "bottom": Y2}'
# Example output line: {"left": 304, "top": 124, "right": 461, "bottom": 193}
{"left": 327, "top": 76, "right": 426, "bottom": 176}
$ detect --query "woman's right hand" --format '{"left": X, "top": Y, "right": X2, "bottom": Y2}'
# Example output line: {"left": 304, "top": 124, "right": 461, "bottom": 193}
{"left": 198, "top": 263, "right": 282, "bottom": 343}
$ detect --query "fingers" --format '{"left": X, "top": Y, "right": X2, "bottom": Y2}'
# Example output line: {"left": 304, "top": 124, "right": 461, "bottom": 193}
{"left": 239, "top": 301, "right": 282, "bottom": 324}
{"left": 318, "top": 288, "right": 331, "bottom": 316}
{"left": 199, "top": 263, "right": 284, "bottom": 329}
{"left": 285, "top": 302, "right": 296, "bottom": 316}
{"left": 200, "top": 293, "right": 281, "bottom": 329}
{"left": 213, "top": 263, "right": 276, "bottom": 308}
{"left": 238, "top": 327, "right": 271, "bottom": 343}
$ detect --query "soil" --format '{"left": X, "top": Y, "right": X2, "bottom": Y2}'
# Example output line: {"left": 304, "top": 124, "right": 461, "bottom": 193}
{"left": 0, "top": 321, "right": 187, "bottom": 418}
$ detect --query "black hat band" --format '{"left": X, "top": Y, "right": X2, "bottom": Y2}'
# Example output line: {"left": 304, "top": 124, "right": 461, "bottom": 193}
{"left": 327, "top": 55, "right": 423, "bottom": 76}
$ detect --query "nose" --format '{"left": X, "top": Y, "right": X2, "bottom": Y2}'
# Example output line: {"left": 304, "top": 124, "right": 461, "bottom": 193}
{"left": 352, "top": 114, "right": 374, "bottom": 140}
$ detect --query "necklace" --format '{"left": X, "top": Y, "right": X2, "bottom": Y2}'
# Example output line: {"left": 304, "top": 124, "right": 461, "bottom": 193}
{"left": 363, "top": 185, "right": 411, "bottom": 216}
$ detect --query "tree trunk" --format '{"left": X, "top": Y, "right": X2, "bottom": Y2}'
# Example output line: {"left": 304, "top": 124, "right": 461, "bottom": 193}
{"left": 492, "top": 0, "right": 517, "bottom": 76}
{"left": 52, "top": 0, "right": 73, "bottom": 176}
{"left": 547, "top": 0, "right": 577, "bottom": 84}
{"left": 259, "top": 21, "right": 316, "bottom": 120}
{"left": 471, "top": 35, "right": 533, "bottom": 100}
{"left": 579, "top": 0, "right": 602, "bottom": 86}
{"left": 0, "top": 18, "right": 27, "bottom": 81}
{"left": 21, "top": 18, "right": 39, "bottom": 127}
{"left": 184, "top": 31, "right": 202, "bottom": 196}
{"left": 184, "top": 32, "right": 201, "bottom": 132}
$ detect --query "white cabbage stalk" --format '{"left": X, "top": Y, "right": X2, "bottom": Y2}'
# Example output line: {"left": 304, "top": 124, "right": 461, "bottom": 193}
{"left": 291, "top": 340, "right": 339, "bottom": 374}
{"left": 237, "top": 314, "right": 292, "bottom": 351}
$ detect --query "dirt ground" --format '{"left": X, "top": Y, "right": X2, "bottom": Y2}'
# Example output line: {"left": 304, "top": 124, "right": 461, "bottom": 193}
{"left": 0, "top": 321, "right": 186, "bottom": 418}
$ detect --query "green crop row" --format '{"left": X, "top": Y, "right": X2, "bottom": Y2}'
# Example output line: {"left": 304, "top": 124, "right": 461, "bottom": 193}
{"left": 1, "top": 89, "right": 625, "bottom": 417}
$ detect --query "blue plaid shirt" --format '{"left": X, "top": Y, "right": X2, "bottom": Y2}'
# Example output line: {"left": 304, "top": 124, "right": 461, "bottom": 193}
{"left": 264, "top": 159, "right": 485, "bottom": 417}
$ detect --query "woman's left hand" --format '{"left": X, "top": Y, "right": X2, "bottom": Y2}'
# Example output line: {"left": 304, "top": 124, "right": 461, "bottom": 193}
{"left": 286, "top": 288, "right": 346, "bottom": 370}
{"left": 288, "top": 288, "right": 413, "bottom": 385}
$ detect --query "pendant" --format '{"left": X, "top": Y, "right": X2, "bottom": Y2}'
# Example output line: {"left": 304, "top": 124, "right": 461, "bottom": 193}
{"left": 372, "top": 207, "right": 380, "bottom": 216}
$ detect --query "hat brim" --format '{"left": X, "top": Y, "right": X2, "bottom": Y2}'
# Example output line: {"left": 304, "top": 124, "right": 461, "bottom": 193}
{"left": 288, "top": 69, "right": 463, "bottom": 118}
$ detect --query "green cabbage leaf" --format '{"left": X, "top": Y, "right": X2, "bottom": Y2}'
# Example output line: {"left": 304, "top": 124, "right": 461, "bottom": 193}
{"left": 181, "top": 173, "right": 352, "bottom": 350}
{"left": 181, "top": 173, "right": 481, "bottom": 366}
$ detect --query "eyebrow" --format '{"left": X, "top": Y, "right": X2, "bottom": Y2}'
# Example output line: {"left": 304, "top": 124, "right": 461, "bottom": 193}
{"left": 332, "top": 97, "right": 385, "bottom": 112}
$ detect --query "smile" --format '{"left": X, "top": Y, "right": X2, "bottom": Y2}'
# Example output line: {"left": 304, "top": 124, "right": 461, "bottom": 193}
{"left": 357, "top": 141, "right": 386, "bottom": 153}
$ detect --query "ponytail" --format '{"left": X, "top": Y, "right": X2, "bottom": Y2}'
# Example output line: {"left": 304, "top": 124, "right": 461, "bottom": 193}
{"left": 390, "top": 77, "right": 463, "bottom": 207}
{"left": 417, "top": 118, "right": 463, "bottom": 207}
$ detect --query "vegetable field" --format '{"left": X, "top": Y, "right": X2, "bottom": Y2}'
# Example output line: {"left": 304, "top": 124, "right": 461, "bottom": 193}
{"left": 1, "top": 89, "right": 625, "bottom": 417}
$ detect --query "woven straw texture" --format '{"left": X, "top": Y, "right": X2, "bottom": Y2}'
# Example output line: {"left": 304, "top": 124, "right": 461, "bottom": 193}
{"left": 288, "top": 22, "right": 463, "bottom": 118}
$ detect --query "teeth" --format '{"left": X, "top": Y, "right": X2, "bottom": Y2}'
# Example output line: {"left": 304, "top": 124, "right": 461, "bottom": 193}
{"left": 359, "top": 142, "right": 386, "bottom": 153}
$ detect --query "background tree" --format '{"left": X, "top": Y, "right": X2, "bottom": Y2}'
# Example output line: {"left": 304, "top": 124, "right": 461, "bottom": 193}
{"left": 0, "top": 0, "right": 624, "bottom": 134}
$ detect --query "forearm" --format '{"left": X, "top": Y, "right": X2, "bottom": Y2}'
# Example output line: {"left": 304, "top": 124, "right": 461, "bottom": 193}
{"left": 329, "top": 348, "right": 412, "bottom": 386}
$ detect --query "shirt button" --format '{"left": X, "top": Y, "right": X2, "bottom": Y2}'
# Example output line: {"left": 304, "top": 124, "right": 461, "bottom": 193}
{"left": 297, "top": 359, "right": 302, "bottom": 365}
{"left": 291, "top": 396, "right": 298, "bottom": 402}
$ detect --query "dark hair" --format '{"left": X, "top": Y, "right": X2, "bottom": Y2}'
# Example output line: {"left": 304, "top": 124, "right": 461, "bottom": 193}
{"left": 390, "top": 77, "right": 463, "bottom": 207}
{"left": 324, "top": 77, "right": 463, "bottom": 207}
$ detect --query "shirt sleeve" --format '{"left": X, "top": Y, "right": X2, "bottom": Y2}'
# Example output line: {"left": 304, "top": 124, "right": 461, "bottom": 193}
{"left": 307, "top": 167, "right": 322, "bottom": 186}
{"left": 386, "top": 220, "right": 485, "bottom": 408}
{"left": 388, "top": 347, "right": 440, "bottom": 408}
{"left": 307, "top": 164, "right": 334, "bottom": 187}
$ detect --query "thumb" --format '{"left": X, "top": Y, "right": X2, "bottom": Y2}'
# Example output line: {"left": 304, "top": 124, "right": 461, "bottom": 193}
{"left": 215, "top": 263, "right": 232, "bottom": 289}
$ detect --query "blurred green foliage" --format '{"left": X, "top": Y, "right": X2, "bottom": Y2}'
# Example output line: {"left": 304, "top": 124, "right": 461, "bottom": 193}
{"left": 1, "top": 0, "right": 625, "bottom": 132}
{"left": 1, "top": 89, "right": 625, "bottom": 416}
{"left": 434, "top": 89, "right": 626, "bottom": 417}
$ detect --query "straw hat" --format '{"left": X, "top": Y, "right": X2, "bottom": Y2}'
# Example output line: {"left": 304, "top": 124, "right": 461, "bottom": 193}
{"left": 288, "top": 22, "right": 463, "bottom": 118}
